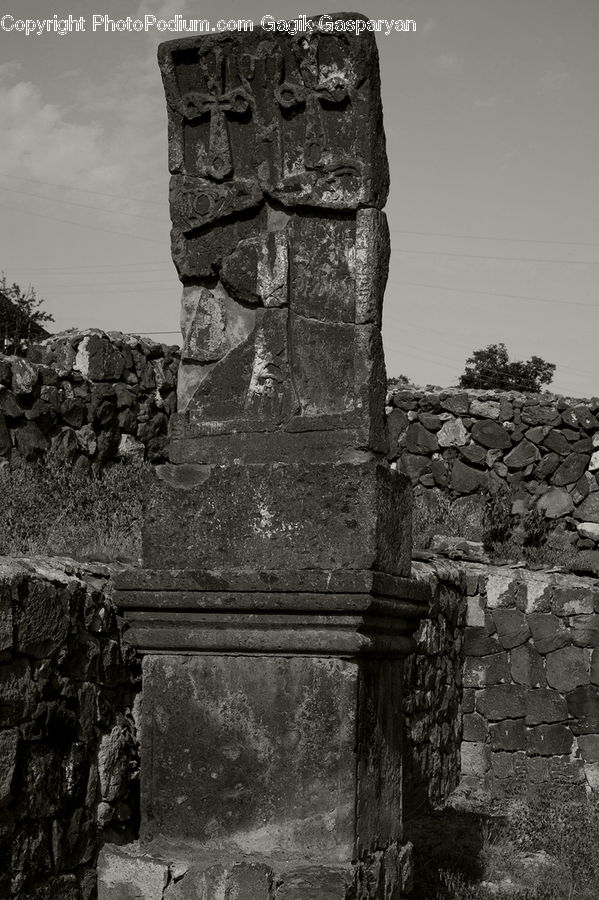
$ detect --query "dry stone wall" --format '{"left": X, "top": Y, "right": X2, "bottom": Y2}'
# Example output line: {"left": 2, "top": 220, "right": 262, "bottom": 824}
{"left": 412, "top": 558, "right": 599, "bottom": 802}
{"left": 0, "top": 330, "right": 179, "bottom": 472}
{"left": 0, "top": 558, "right": 140, "bottom": 900}
{"left": 387, "top": 386, "right": 599, "bottom": 554}
{"left": 402, "top": 561, "right": 466, "bottom": 807}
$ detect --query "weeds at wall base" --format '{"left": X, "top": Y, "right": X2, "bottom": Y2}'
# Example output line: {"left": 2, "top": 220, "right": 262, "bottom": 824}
{"left": 0, "top": 455, "right": 145, "bottom": 561}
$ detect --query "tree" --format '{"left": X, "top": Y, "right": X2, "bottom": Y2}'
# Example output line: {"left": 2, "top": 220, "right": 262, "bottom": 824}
{"left": 459, "top": 343, "right": 555, "bottom": 392}
{"left": 0, "top": 274, "right": 53, "bottom": 355}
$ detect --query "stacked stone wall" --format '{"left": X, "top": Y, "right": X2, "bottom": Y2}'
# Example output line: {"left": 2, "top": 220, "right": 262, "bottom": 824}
{"left": 413, "top": 558, "right": 599, "bottom": 801}
{"left": 0, "top": 558, "right": 139, "bottom": 900}
{"left": 387, "top": 386, "right": 599, "bottom": 553}
{"left": 402, "top": 561, "right": 466, "bottom": 807}
{"left": 0, "top": 330, "right": 179, "bottom": 472}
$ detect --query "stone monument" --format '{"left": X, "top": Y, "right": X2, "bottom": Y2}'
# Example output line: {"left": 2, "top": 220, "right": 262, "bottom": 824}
{"left": 99, "top": 13, "right": 430, "bottom": 899}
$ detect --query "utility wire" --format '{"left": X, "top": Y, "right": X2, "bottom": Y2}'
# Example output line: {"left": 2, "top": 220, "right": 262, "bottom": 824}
{"left": 0, "top": 171, "right": 163, "bottom": 206}
{"left": 389, "top": 228, "right": 599, "bottom": 248}
{"left": 391, "top": 248, "right": 599, "bottom": 264}
{"left": 0, "top": 184, "right": 163, "bottom": 221}
{"left": 388, "top": 279, "right": 598, "bottom": 309}
{"left": 0, "top": 202, "right": 164, "bottom": 244}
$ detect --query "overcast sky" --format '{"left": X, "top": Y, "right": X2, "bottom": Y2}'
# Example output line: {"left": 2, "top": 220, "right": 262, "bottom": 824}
{"left": 0, "top": 0, "right": 598, "bottom": 396}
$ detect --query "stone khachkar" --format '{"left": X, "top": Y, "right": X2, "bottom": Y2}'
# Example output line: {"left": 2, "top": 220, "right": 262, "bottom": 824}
{"left": 99, "top": 13, "right": 430, "bottom": 899}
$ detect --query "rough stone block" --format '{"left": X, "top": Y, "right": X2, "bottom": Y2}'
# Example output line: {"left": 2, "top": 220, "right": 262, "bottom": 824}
{"left": 97, "top": 844, "right": 168, "bottom": 900}
{"left": 526, "top": 724, "right": 573, "bottom": 756}
{"left": 489, "top": 719, "right": 526, "bottom": 751}
{"left": 570, "top": 615, "right": 599, "bottom": 648}
{"left": 492, "top": 608, "right": 530, "bottom": 649}
{"left": 143, "top": 461, "right": 411, "bottom": 575}
{"left": 463, "top": 653, "right": 509, "bottom": 688}
{"left": 567, "top": 684, "right": 599, "bottom": 734}
{"left": 525, "top": 689, "right": 568, "bottom": 725}
{"left": 491, "top": 750, "right": 526, "bottom": 781}
{"left": 545, "top": 646, "right": 589, "bottom": 692}
{"left": 475, "top": 685, "right": 526, "bottom": 720}
{"left": 485, "top": 574, "right": 518, "bottom": 610}
{"left": 576, "top": 734, "right": 599, "bottom": 763}
{"left": 466, "top": 596, "right": 485, "bottom": 627}
{"left": 463, "top": 712, "right": 488, "bottom": 742}
{"left": 461, "top": 742, "right": 491, "bottom": 777}
{"left": 510, "top": 643, "right": 545, "bottom": 688}
{"left": 552, "top": 586, "right": 595, "bottom": 616}
{"left": 0, "top": 728, "right": 19, "bottom": 807}
{"left": 527, "top": 613, "right": 570, "bottom": 654}
{"left": 464, "top": 626, "right": 501, "bottom": 656}
{"left": 14, "top": 581, "right": 69, "bottom": 658}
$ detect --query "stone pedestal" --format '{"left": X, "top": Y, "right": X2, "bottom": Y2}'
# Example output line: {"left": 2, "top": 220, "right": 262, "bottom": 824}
{"left": 99, "top": 571, "right": 430, "bottom": 898}
{"left": 98, "top": 12, "right": 428, "bottom": 899}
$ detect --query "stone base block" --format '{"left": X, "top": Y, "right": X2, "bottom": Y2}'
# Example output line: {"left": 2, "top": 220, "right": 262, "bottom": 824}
{"left": 98, "top": 840, "right": 413, "bottom": 900}
{"left": 141, "top": 459, "right": 411, "bottom": 575}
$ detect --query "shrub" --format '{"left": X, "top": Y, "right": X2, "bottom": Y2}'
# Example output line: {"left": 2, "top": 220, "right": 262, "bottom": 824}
{"left": 0, "top": 456, "right": 145, "bottom": 560}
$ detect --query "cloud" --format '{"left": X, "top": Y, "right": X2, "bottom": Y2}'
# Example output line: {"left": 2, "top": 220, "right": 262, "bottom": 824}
{"left": 474, "top": 96, "right": 498, "bottom": 109}
{"left": 434, "top": 53, "right": 464, "bottom": 76}
{"left": 0, "top": 61, "right": 22, "bottom": 81}
{"left": 538, "top": 70, "right": 572, "bottom": 92}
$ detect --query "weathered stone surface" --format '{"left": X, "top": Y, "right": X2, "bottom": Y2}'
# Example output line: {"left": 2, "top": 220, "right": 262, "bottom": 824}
{"left": 510, "top": 643, "right": 545, "bottom": 688}
{"left": 562, "top": 405, "right": 598, "bottom": 431}
{"left": 470, "top": 419, "right": 511, "bottom": 450}
{"left": 577, "top": 522, "right": 599, "bottom": 542}
{"left": 527, "top": 613, "right": 570, "bottom": 653}
{"left": 14, "top": 581, "right": 69, "bottom": 658}
{"left": 574, "top": 493, "right": 599, "bottom": 524}
{"left": 525, "top": 688, "right": 568, "bottom": 725}
{"left": 11, "top": 357, "right": 38, "bottom": 394}
{"left": 475, "top": 684, "right": 526, "bottom": 720}
{"left": 141, "top": 655, "right": 354, "bottom": 853}
{"left": 543, "top": 430, "right": 571, "bottom": 455}
{"left": 470, "top": 400, "right": 500, "bottom": 420}
{"left": 143, "top": 461, "right": 410, "bottom": 574}
{"left": 577, "top": 734, "right": 599, "bottom": 762}
{"left": 545, "top": 646, "right": 589, "bottom": 692}
{"left": 566, "top": 684, "right": 599, "bottom": 733}
{"left": 489, "top": 718, "right": 526, "bottom": 751}
{"left": 98, "top": 844, "right": 168, "bottom": 900}
{"left": 450, "top": 459, "right": 485, "bottom": 493}
{"left": 504, "top": 439, "right": 541, "bottom": 469}
{"left": 461, "top": 741, "right": 491, "bottom": 776}
{"left": 536, "top": 486, "right": 574, "bottom": 519}
{"left": 405, "top": 422, "right": 438, "bottom": 454}
{"left": 463, "top": 653, "right": 509, "bottom": 688}
{"left": 75, "top": 334, "right": 125, "bottom": 382}
{"left": 463, "top": 712, "right": 488, "bottom": 742}
{"left": 552, "top": 453, "right": 589, "bottom": 486}
{"left": 0, "top": 412, "right": 11, "bottom": 456}
{"left": 437, "top": 418, "right": 469, "bottom": 447}
{"left": 492, "top": 609, "right": 530, "bottom": 649}
{"left": 552, "top": 585, "right": 595, "bottom": 616}
{"left": 527, "top": 724, "right": 573, "bottom": 756}
{"left": 521, "top": 405, "right": 560, "bottom": 426}
{"left": 464, "top": 626, "right": 501, "bottom": 656}
{"left": 570, "top": 615, "right": 599, "bottom": 647}
{"left": 0, "top": 728, "right": 19, "bottom": 807}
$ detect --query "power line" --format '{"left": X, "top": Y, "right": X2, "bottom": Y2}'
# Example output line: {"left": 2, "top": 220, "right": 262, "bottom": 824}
{"left": 7, "top": 262, "right": 170, "bottom": 272}
{"left": 391, "top": 248, "right": 599, "bottom": 264}
{"left": 0, "top": 184, "right": 164, "bottom": 221}
{"left": 395, "top": 319, "right": 599, "bottom": 380}
{"left": 0, "top": 202, "right": 164, "bottom": 245}
{"left": 0, "top": 171, "right": 163, "bottom": 206}
{"left": 388, "top": 279, "right": 598, "bottom": 309}
{"left": 389, "top": 228, "right": 599, "bottom": 248}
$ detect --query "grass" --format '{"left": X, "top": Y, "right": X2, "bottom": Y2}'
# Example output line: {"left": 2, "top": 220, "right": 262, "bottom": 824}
{"left": 408, "top": 788, "right": 599, "bottom": 899}
{"left": 0, "top": 455, "right": 146, "bottom": 561}
{"left": 413, "top": 489, "right": 485, "bottom": 549}
{"left": 412, "top": 487, "right": 586, "bottom": 573}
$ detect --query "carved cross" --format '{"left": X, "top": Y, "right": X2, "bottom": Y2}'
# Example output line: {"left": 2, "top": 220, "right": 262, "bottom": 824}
{"left": 178, "top": 50, "right": 251, "bottom": 181}
{"left": 276, "top": 35, "right": 350, "bottom": 170}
